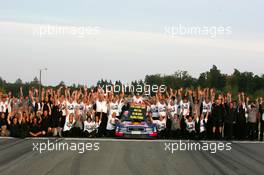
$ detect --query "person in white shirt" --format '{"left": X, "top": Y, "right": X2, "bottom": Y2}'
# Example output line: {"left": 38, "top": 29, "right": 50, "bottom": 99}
{"left": 185, "top": 115, "right": 195, "bottom": 139}
{"left": 0, "top": 95, "right": 10, "bottom": 114}
{"left": 62, "top": 113, "right": 75, "bottom": 137}
{"left": 109, "top": 97, "right": 122, "bottom": 117}
{"left": 157, "top": 99, "right": 167, "bottom": 117}
{"left": 132, "top": 93, "right": 143, "bottom": 104}
{"left": 147, "top": 99, "right": 159, "bottom": 119}
{"left": 181, "top": 98, "right": 190, "bottom": 117}
{"left": 66, "top": 98, "right": 77, "bottom": 114}
{"left": 152, "top": 115, "right": 166, "bottom": 139}
{"left": 83, "top": 116, "right": 96, "bottom": 138}
{"left": 96, "top": 93, "right": 108, "bottom": 137}
{"left": 202, "top": 98, "right": 212, "bottom": 114}
{"left": 106, "top": 112, "right": 119, "bottom": 137}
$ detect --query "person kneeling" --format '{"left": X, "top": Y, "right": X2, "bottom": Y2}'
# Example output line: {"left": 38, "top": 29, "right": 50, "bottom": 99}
{"left": 83, "top": 116, "right": 96, "bottom": 138}
{"left": 185, "top": 115, "right": 195, "bottom": 140}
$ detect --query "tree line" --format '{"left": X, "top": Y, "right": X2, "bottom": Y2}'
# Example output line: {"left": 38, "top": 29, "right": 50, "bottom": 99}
{"left": 0, "top": 65, "right": 263, "bottom": 98}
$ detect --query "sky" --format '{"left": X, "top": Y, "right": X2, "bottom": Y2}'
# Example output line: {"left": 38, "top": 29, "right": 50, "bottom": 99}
{"left": 0, "top": 0, "right": 263, "bottom": 86}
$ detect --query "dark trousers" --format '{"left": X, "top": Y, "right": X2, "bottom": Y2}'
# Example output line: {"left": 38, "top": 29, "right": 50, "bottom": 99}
{"left": 106, "top": 129, "right": 115, "bottom": 137}
{"left": 186, "top": 131, "right": 195, "bottom": 140}
{"left": 83, "top": 130, "right": 96, "bottom": 138}
{"left": 165, "top": 119, "right": 172, "bottom": 139}
{"left": 224, "top": 122, "right": 233, "bottom": 140}
{"left": 259, "top": 121, "right": 264, "bottom": 141}
{"left": 97, "top": 112, "right": 108, "bottom": 137}
{"left": 236, "top": 122, "right": 247, "bottom": 140}
{"left": 170, "top": 129, "right": 181, "bottom": 139}
{"left": 248, "top": 122, "right": 258, "bottom": 140}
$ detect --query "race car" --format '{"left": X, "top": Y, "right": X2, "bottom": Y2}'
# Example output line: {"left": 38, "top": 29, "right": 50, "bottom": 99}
{"left": 115, "top": 103, "right": 157, "bottom": 139}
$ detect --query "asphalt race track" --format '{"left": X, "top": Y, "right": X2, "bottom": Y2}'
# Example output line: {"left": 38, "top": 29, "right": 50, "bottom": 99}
{"left": 0, "top": 138, "right": 263, "bottom": 175}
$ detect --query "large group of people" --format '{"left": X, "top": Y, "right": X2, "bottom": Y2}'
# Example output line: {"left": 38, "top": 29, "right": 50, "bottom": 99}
{"left": 0, "top": 85, "right": 263, "bottom": 141}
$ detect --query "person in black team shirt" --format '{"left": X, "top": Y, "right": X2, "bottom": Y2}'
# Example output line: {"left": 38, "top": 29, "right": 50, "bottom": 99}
{"left": 20, "top": 115, "right": 30, "bottom": 138}
{"left": 224, "top": 99, "right": 237, "bottom": 140}
{"left": 211, "top": 96, "right": 225, "bottom": 139}
{"left": 50, "top": 98, "right": 61, "bottom": 137}
{"left": 236, "top": 96, "right": 247, "bottom": 140}
{"left": 29, "top": 117, "right": 43, "bottom": 137}
{"left": 7, "top": 112, "right": 21, "bottom": 138}
{"left": 41, "top": 110, "right": 52, "bottom": 136}
{"left": 0, "top": 112, "right": 8, "bottom": 136}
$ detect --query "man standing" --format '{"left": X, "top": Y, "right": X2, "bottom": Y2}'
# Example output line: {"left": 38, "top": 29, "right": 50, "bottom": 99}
{"left": 211, "top": 97, "right": 225, "bottom": 139}
{"left": 96, "top": 91, "right": 108, "bottom": 137}
{"left": 224, "top": 101, "right": 236, "bottom": 140}
{"left": 246, "top": 97, "right": 259, "bottom": 140}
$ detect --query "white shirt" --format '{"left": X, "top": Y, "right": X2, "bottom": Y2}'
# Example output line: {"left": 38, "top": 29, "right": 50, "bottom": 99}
{"left": 106, "top": 116, "right": 119, "bottom": 130}
{"left": 202, "top": 101, "right": 212, "bottom": 113}
{"left": 148, "top": 104, "right": 159, "bottom": 118}
{"left": 109, "top": 102, "right": 120, "bottom": 116}
{"left": 96, "top": 100, "right": 107, "bottom": 113}
{"left": 59, "top": 100, "right": 67, "bottom": 116}
{"left": 157, "top": 102, "right": 166, "bottom": 117}
{"left": 199, "top": 119, "right": 207, "bottom": 133}
{"left": 168, "top": 103, "right": 179, "bottom": 117}
{"left": 63, "top": 115, "right": 75, "bottom": 131}
{"left": 83, "top": 121, "right": 96, "bottom": 133}
{"left": 67, "top": 101, "right": 77, "bottom": 114}
{"left": 186, "top": 120, "right": 195, "bottom": 133}
{"left": 0, "top": 101, "right": 8, "bottom": 113}
{"left": 181, "top": 102, "right": 190, "bottom": 116}
{"left": 153, "top": 119, "right": 166, "bottom": 131}
{"left": 133, "top": 96, "right": 143, "bottom": 104}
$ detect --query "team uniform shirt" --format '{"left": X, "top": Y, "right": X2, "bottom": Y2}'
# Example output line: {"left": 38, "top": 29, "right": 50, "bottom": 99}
{"left": 117, "top": 101, "right": 124, "bottom": 115}
{"left": 83, "top": 121, "right": 96, "bottom": 133}
{"left": 59, "top": 101, "right": 67, "bottom": 116}
{"left": 199, "top": 119, "right": 207, "bottom": 133}
{"left": 202, "top": 101, "right": 212, "bottom": 114}
{"left": 84, "top": 103, "right": 93, "bottom": 113}
{"left": 106, "top": 116, "right": 119, "bottom": 130}
{"left": 96, "top": 100, "right": 107, "bottom": 113}
{"left": 148, "top": 104, "right": 159, "bottom": 119}
{"left": 181, "top": 102, "right": 190, "bottom": 116}
{"left": 67, "top": 101, "right": 77, "bottom": 114}
{"left": 0, "top": 100, "right": 8, "bottom": 113}
{"left": 168, "top": 103, "right": 180, "bottom": 118}
{"left": 133, "top": 96, "right": 143, "bottom": 104}
{"left": 77, "top": 102, "right": 85, "bottom": 114}
{"left": 63, "top": 115, "right": 75, "bottom": 131}
{"left": 153, "top": 118, "right": 166, "bottom": 131}
{"left": 157, "top": 102, "right": 167, "bottom": 117}
{"left": 109, "top": 102, "right": 121, "bottom": 116}
{"left": 185, "top": 120, "right": 195, "bottom": 133}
